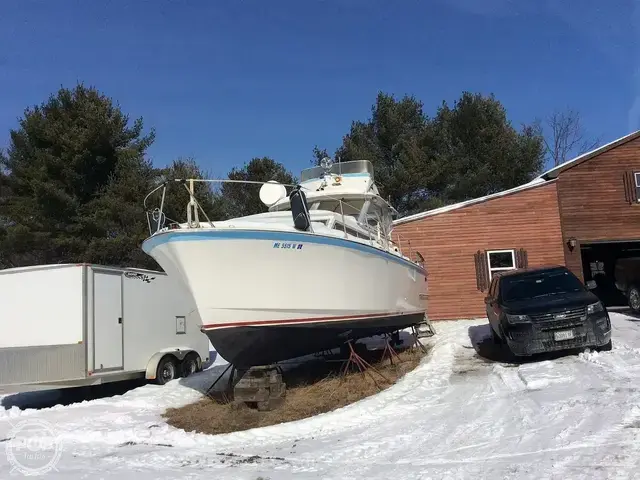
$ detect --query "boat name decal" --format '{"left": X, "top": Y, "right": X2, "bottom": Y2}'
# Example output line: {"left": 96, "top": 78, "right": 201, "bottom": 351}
{"left": 273, "top": 242, "right": 304, "bottom": 250}
{"left": 124, "top": 272, "right": 156, "bottom": 283}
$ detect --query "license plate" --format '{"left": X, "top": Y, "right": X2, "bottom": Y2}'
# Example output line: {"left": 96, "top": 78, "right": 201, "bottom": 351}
{"left": 554, "top": 329, "right": 574, "bottom": 341}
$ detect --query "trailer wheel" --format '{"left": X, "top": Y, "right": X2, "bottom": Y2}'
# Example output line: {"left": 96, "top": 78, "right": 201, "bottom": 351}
{"left": 155, "top": 355, "right": 178, "bottom": 385}
{"left": 629, "top": 286, "right": 640, "bottom": 313}
{"left": 180, "top": 352, "right": 202, "bottom": 378}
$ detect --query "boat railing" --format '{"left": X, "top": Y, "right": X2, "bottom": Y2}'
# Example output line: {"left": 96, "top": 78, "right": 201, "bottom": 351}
{"left": 332, "top": 199, "right": 379, "bottom": 247}
{"left": 391, "top": 231, "right": 422, "bottom": 265}
{"left": 143, "top": 178, "right": 301, "bottom": 235}
{"left": 331, "top": 198, "right": 393, "bottom": 251}
{"left": 143, "top": 178, "right": 396, "bottom": 258}
{"left": 300, "top": 159, "right": 374, "bottom": 183}
{"left": 338, "top": 200, "right": 347, "bottom": 237}
{"left": 144, "top": 177, "right": 363, "bottom": 233}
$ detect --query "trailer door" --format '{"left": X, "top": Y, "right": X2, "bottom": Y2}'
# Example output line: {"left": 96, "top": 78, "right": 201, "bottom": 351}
{"left": 93, "top": 271, "right": 124, "bottom": 370}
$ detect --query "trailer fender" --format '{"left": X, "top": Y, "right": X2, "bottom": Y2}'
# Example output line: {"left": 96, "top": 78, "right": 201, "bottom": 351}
{"left": 145, "top": 349, "right": 194, "bottom": 380}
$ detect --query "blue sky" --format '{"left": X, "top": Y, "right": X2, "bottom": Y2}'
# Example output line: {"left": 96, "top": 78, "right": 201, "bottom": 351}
{"left": 0, "top": 0, "right": 637, "bottom": 177}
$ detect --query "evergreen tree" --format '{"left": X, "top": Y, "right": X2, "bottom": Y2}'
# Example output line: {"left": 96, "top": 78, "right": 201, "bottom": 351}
{"left": 336, "top": 92, "right": 433, "bottom": 213}
{"left": 150, "top": 157, "right": 227, "bottom": 228}
{"left": 80, "top": 155, "right": 156, "bottom": 268}
{"left": 311, "top": 145, "right": 330, "bottom": 165}
{"left": 221, "top": 157, "right": 296, "bottom": 218}
{"left": 335, "top": 91, "right": 545, "bottom": 216}
{"left": 426, "top": 92, "right": 545, "bottom": 202}
{"left": 0, "top": 84, "right": 155, "bottom": 267}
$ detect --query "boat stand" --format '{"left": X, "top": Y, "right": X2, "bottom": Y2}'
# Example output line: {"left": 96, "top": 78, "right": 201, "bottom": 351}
{"left": 379, "top": 333, "right": 402, "bottom": 365}
{"left": 341, "top": 340, "right": 391, "bottom": 389}
{"left": 233, "top": 365, "right": 286, "bottom": 411}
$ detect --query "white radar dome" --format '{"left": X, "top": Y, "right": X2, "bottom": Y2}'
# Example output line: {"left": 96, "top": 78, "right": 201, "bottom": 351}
{"left": 259, "top": 181, "right": 287, "bottom": 207}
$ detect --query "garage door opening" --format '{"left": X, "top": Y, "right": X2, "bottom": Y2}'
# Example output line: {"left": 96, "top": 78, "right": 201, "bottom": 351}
{"left": 580, "top": 241, "right": 640, "bottom": 308}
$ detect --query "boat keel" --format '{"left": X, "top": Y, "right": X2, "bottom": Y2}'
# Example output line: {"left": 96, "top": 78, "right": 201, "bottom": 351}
{"left": 204, "top": 312, "right": 426, "bottom": 368}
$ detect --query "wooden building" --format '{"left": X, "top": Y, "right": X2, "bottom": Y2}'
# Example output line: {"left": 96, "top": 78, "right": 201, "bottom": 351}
{"left": 393, "top": 130, "right": 640, "bottom": 320}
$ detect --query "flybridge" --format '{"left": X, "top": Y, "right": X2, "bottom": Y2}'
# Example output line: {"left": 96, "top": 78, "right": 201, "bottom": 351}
{"left": 292, "top": 159, "right": 380, "bottom": 204}
{"left": 300, "top": 159, "right": 375, "bottom": 183}
{"left": 141, "top": 157, "right": 399, "bottom": 242}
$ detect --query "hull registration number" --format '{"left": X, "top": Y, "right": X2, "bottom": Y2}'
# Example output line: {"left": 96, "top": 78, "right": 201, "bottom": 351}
{"left": 554, "top": 330, "right": 575, "bottom": 341}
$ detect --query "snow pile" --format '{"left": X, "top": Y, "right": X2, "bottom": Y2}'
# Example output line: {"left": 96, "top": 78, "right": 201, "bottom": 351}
{"left": 1, "top": 313, "right": 640, "bottom": 478}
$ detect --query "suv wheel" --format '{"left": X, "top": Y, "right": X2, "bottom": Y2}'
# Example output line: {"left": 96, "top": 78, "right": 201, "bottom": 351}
{"left": 596, "top": 339, "right": 613, "bottom": 352}
{"left": 629, "top": 286, "right": 640, "bottom": 313}
{"left": 491, "top": 325, "right": 503, "bottom": 344}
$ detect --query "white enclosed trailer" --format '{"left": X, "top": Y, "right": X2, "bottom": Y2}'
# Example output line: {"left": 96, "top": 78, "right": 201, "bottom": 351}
{"left": 0, "top": 264, "right": 211, "bottom": 394}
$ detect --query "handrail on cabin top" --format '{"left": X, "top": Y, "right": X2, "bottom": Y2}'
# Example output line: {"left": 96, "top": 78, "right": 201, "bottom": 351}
{"left": 144, "top": 178, "right": 413, "bottom": 266}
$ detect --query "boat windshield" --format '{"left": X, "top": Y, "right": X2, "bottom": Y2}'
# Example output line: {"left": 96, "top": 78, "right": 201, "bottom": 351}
{"left": 300, "top": 160, "right": 374, "bottom": 183}
{"left": 310, "top": 199, "right": 364, "bottom": 217}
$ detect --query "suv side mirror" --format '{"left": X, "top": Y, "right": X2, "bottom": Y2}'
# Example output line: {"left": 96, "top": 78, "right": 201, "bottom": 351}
{"left": 484, "top": 296, "right": 491, "bottom": 304}
{"left": 586, "top": 280, "right": 597, "bottom": 290}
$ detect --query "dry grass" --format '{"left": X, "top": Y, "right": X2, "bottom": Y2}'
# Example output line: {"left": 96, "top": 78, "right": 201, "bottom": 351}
{"left": 163, "top": 345, "right": 426, "bottom": 436}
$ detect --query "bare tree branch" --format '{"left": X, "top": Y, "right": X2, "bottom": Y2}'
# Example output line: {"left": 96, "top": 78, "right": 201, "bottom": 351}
{"left": 544, "top": 108, "right": 601, "bottom": 166}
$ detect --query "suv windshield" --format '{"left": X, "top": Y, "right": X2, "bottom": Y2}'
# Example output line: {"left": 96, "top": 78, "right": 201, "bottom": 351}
{"left": 501, "top": 269, "right": 585, "bottom": 302}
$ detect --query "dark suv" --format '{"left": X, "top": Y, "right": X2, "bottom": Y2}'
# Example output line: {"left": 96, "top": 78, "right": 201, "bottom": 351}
{"left": 485, "top": 265, "right": 612, "bottom": 356}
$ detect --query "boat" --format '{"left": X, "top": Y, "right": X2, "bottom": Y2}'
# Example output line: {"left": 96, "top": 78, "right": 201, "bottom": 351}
{"left": 141, "top": 158, "right": 428, "bottom": 369}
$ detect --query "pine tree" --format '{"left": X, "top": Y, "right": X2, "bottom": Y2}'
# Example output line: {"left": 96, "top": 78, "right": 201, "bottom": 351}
{"left": 0, "top": 84, "right": 155, "bottom": 267}
{"left": 336, "top": 91, "right": 545, "bottom": 216}
{"left": 221, "top": 157, "right": 297, "bottom": 218}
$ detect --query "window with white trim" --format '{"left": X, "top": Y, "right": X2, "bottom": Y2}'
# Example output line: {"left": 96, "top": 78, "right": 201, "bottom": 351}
{"left": 487, "top": 249, "right": 516, "bottom": 280}
{"left": 634, "top": 172, "right": 640, "bottom": 202}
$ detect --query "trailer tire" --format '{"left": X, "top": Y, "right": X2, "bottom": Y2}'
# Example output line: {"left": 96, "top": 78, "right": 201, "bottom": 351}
{"left": 629, "top": 285, "right": 640, "bottom": 313}
{"left": 180, "top": 352, "right": 202, "bottom": 378}
{"left": 155, "top": 355, "right": 178, "bottom": 385}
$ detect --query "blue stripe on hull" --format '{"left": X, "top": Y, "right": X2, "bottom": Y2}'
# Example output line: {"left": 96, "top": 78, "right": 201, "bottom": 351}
{"left": 142, "top": 229, "right": 426, "bottom": 274}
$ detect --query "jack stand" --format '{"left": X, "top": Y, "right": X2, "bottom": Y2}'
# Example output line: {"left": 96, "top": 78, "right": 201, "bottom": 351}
{"left": 380, "top": 333, "right": 402, "bottom": 365}
{"left": 341, "top": 340, "right": 392, "bottom": 390}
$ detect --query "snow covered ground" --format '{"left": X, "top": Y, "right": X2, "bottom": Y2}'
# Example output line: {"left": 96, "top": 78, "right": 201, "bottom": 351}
{"left": 2, "top": 313, "right": 640, "bottom": 479}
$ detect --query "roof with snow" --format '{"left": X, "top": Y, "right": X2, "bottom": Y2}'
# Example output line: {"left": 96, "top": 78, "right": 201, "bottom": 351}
{"left": 393, "top": 129, "right": 640, "bottom": 226}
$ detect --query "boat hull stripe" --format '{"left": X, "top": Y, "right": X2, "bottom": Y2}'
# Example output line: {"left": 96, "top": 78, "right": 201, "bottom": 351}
{"left": 142, "top": 229, "right": 426, "bottom": 274}
{"left": 201, "top": 310, "right": 426, "bottom": 330}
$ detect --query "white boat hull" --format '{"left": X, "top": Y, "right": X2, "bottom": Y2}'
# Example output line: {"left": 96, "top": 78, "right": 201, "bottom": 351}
{"left": 142, "top": 228, "right": 427, "bottom": 367}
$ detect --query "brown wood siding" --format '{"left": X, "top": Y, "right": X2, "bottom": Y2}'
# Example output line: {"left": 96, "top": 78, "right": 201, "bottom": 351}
{"left": 556, "top": 136, "right": 640, "bottom": 280}
{"left": 394, "top": 182, "right": 565, "bottom": 320}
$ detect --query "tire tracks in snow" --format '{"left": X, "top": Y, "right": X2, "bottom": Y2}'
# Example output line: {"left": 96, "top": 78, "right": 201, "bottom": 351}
{"left": 539, "top": 339, "right": 640, "bottom": 477}
{"left": 10, "top": 317, "right": 640, "bottom": 479}
{"left": 478, "top": 347, "right": 551, "bottom": 432}
{"left": 478, "top": 349, "right": 622, "bottom": 472}
{"left": 424, "top": 335, "right": 544, "bottom": 462}
{"left": 570, "top": 341, "right": 640, "bottom": 464}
